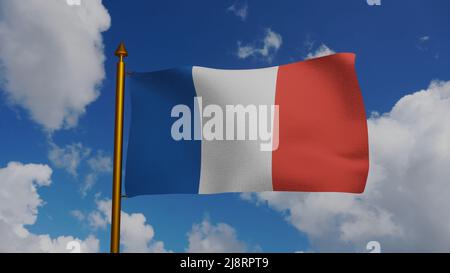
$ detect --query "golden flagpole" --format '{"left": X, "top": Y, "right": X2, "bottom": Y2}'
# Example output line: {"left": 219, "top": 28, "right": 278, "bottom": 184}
{"left": 110, "top": 42, "right": 128, "bottom": 253}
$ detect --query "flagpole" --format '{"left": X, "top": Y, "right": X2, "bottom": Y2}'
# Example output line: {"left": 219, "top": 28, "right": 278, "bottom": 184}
{"left": 110, "top": 42, "right": 128, "bottom": 253}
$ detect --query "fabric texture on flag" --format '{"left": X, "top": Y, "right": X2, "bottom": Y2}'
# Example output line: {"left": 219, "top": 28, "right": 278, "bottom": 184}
{"left": 124, "top": 53, "right": 369, "bottom": 196}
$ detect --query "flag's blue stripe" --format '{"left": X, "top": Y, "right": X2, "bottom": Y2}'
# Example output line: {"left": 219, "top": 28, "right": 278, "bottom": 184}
{"left": 125, "top": 67, "right": 201, "bottom": 196}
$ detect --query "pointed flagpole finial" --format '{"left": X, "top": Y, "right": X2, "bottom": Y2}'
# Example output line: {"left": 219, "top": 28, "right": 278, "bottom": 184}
{"left": 115, "top": 42, "right": 128, "bottom": 57}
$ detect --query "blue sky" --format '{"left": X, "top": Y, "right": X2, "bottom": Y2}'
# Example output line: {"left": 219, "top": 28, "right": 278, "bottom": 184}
{"left": 0, "top": 0, "right": 449, "bottom": 252}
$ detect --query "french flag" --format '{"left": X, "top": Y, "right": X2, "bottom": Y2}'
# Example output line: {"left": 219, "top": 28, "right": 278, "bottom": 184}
{"left": 125, "top": 53, "right": 369, "bottom": 196}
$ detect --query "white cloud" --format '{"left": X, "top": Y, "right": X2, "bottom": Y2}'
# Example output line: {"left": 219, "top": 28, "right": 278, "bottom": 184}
{"left": 0, "top": 0, "right": 111, "bottom": 131}
{"left": 237, "top": 28, "right": 282, "bottom": 62}
{"left": 88, "top": 210, "right": 108, "bottom": 230}
{"left": 70, "top": 210, "right": 85, "bottom": 221}
{"left": 87, "top": 151, "right": 112, "bottom": 173}
{"left": 120, "top": 210, "right": 167, "bottom": 253}
{"left": 304, "top": 44, "right": 335, "bottom": 60}
{"left": 87, "top": 198, "right": 168, "bottom": 253}
{"left": 48, "top": 142, "right": 111, "bottom": 196}
{"left": 228, "top": 2, "right": 248, "bottom": 21}
{"left": 244, "top": 80, "right": 450, "bottom": 252}
{"left": 0, "top": 162, "right": 99, "bottom": 252}
{"left": 48, "top": 142, "right": 91, "bottom": 177}
{"left": 84, "top": 201, "right": 249, "bottom": 253}
{"left": 81, "top": 151, "right": 112, "bottom": 196}
{"left": 186, "top": 219, "right": 247, "bottom": 253}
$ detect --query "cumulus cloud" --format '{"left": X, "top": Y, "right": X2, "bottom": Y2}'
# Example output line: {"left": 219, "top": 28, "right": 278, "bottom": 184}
{"left": 0, "top": 0, "right": 111, "bottom": 131}
{"left": 84, "top": 198, "right": 168, "bottom": 253}
{"left": 304, "top": 44, "right": 335, "bottom": 60}
{"left": 0, "top": 162, "right": 99, "bottom": 252}
{"left": 237, "top": 28, "right": 282, "bottom": 62}
{"left": 244, "top": 80, "right": 450, "bottom": 252}
{"left": 227, "top": 2, "right": 248, "bottom": 21}
{"left": 187, "top": 219, "right": 247, "bottom": 253}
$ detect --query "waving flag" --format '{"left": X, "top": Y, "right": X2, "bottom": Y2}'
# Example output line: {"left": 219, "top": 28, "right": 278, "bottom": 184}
{"left": 124, "top": 53, "right": 369, "bottom": 196}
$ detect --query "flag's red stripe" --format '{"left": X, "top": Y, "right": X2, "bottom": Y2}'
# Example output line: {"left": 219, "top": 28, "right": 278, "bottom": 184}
{"left": 272, "top": 53, "right": 369, "bottom": 193}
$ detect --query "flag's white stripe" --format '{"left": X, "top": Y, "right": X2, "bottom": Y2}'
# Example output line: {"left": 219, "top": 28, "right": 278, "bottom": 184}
{"left": 193, "top": 66, "right": 278, "bottom": 194}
